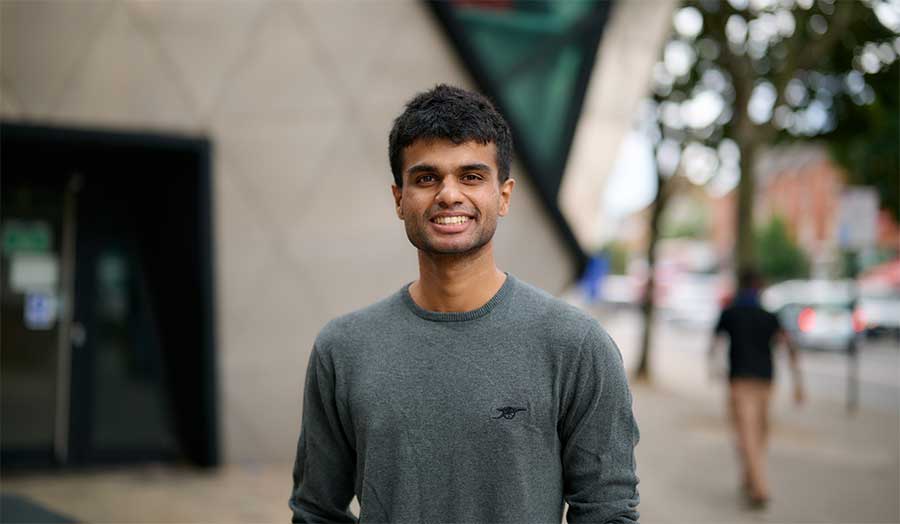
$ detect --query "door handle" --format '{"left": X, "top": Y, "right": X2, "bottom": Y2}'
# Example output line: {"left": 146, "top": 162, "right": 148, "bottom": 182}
{"left": 70, "top": 322, "right": 86, "bottom": 348}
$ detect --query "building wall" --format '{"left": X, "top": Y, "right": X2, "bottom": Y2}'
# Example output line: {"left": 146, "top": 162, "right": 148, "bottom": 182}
{"left": 1, "top": 0, "right": 574, "bottom": 463}
{"left": 559, "top": 0, "right": 679, "bottom": 252}
{"left": 755, "top": 146, "right": 845, "bottom": 267}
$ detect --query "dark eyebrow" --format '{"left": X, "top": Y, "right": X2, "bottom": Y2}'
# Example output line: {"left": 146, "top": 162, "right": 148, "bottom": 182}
{"left": 458, "top": 163, "right": 492, "bottom": 173}
{"left": 406, "top": 164, "right": 438, "bottom": 176}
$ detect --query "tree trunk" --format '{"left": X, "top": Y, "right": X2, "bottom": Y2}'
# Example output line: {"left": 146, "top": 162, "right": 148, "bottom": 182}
{"left": 635, "top": 176, "right": 669, "bottom": 381}
{"left": 729, "top": 54, "right": 762, "bottom": 277}
{"left": 735, "top": 140, "right": 758, "bottom": 274}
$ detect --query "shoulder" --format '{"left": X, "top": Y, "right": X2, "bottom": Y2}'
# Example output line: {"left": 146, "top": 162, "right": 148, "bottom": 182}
{"left": 314, "top": 289, "right": 404, "bottom": 356}
{"left": 510, "top": 278, "right": 626, "bottom": 387}
{"left": 512, "top": 277, "right": 595, "bottom": 326}
{"left": 510, "top": 276, "right": 613, "bottom": 352}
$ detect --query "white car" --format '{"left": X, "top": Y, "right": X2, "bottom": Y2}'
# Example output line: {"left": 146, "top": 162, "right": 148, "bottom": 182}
{"left": 762, "top": 280, "right": 862, "bottom": 352}
{"left": 858, "top": 293, "right": 900, "bottom": 339}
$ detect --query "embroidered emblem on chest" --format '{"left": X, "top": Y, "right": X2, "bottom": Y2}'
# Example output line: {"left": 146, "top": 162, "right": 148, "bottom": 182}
{"left": 493, "top": 406, "right": 527, "bottom": 419}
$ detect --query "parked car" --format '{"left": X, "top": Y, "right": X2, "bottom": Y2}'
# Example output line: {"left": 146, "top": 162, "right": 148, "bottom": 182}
{"left": 858, "top": 293, "right": 900, "bottom": 340}
{"left": 857, "top": 259, "right": 900, "bottom": 340}
{"left": 762, "top": 279, "right": 861, "bottom": 352}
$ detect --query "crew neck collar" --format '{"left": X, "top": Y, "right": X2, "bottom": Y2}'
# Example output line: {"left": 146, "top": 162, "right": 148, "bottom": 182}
{"left": 402, "top": 272, "right": 515, "bottom": 322}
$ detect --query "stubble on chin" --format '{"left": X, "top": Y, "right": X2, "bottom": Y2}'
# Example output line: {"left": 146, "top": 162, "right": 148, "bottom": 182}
{"left": 403, "top": 216, "right": 498, "bottom": 256}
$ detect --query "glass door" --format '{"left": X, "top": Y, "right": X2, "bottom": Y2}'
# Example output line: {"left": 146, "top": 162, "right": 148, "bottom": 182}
{"left": 68, "top": 178, "right": 180, "bottom": 462}
{"left": 0, "top": 173, "right": 75, "bottom": 466}
{"left": 1, "top": 122, "right": 217, "bottom": 469}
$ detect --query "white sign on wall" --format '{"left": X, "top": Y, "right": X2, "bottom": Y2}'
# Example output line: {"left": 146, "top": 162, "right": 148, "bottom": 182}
{"left": 10, "top": 253, "right": 60, "bottom": 293}
{"left": 836, "top": 187, "right": 879, "bottom": 251}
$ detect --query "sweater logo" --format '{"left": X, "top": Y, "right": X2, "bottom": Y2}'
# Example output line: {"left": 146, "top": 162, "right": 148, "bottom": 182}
{"left": 493, "top": 406, "right": 527, "bottom": 420}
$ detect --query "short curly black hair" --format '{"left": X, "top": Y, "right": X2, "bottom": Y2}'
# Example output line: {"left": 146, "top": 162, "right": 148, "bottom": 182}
{"left": 738, "top": 268, "right": 763, "bottom": 290}
{"left": 389, "top": 84, "right": 513, "bottom": 187}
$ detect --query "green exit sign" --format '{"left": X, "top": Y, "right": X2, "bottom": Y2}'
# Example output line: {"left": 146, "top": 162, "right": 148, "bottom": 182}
{"left": 2, "top": 220, "right": 53, "bottom": 255}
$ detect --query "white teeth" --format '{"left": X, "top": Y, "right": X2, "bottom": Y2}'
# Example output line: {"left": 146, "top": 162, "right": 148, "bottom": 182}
{"left": 434, "top": 216, "right": 469, "bottom": 225}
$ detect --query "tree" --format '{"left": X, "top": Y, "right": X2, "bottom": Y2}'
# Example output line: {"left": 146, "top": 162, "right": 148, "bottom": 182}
{"left": 822, "top": 7, "right": 900, "bottom": 220}
{"left": 633, "top": 0, "right": 899, "bottom": 379}
{"left": 755, "top": 215, "right": 810, "bottom": 280}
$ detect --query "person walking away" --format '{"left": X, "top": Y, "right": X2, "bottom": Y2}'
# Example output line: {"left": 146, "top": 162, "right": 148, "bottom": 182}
{"left": 709, "top": 269, "right": 804, "bottom": 509}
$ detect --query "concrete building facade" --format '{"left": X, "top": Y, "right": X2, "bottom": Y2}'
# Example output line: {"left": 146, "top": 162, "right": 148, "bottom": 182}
{"left": 1, "top": 0, "right": 573, "bottom": 464}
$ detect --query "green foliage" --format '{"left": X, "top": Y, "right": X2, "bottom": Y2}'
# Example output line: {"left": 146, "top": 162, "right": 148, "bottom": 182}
{"left": 754, "top": 216, "right": 810, "bottom": 281}
{"left": 814, "top": 3, "right": 900, "bottom": 220}
{"left": 661, "top": 219, "right": 706, "bottom": 239}
{"left": 825, "top": 62, "right": 899, "bottom": 221}
{"left": 649, "top": 1, "right": 899, "bottom": 267}
{"left": 599, "top": 240, "right": 629, "bottom": 275}
{"left": 660, "top": 196, "right": 709, "bottom": 239}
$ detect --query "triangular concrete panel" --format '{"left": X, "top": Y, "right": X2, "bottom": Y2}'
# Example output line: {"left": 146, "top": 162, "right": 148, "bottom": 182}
{"left": 215, "top": 118, "right": 345, "bottom": 275}
{"left": 0, "top": 0, "right": 114, "bottom": 118}
{"left": 214, "top": 153, "right": 284, "bottom": 324}
{"left": 328, "top": 1, "right": 474, "bottom": 156}
{"left": 128, "top": 0, "right": 264, "bottom": 122}
{"left": 53, "top": 4, "right": 197, "bottom": 130}
{"left": 295, "top": 0, "right": 400, "bottom": 92}
{"left": 213, "top": 2, "right": 344, "bottom": 127}
{"left": 0, "top": 79, "right": 24, "bottom": 119}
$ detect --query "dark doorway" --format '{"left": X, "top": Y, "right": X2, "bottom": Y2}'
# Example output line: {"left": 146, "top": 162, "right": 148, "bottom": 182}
{"left": 1, "top": 122, "right": 217, "bottom": 468}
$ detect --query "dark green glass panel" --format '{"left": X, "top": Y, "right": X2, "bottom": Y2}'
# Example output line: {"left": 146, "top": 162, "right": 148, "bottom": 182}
{"left": 447, "top": 1, "right": 600, "bottom": 175}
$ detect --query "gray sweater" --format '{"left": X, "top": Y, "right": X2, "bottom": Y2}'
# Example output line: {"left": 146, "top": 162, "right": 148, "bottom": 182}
{"left": 290, "top": 274, "right": 640, "bottom": 523}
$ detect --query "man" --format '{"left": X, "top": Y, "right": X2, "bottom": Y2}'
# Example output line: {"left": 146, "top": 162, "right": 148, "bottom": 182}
{"left": 289, "top": 85, "right": 639, "bottom": 523}
{"left": 709, "top": 269, "right": 804, "bottom": 509}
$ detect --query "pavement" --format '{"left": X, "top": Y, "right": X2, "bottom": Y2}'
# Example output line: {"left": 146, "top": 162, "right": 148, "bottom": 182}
{"left": 606, "top": 306, "right": 900, "bottom": 524}
{"left": 2, "top": 309, "right": 898, "bottom": 524}
{"left": 631, "top": 381, "right": 899, "bottom": 523}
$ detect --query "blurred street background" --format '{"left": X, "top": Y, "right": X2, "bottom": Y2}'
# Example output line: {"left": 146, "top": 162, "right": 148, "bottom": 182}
{"left": 1, "top": 1, "right": 898, "bottom": 523}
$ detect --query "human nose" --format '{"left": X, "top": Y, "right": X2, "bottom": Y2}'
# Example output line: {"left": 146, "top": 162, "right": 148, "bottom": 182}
{"left": 434, "top": 177, "right": 463, "bottom": 207}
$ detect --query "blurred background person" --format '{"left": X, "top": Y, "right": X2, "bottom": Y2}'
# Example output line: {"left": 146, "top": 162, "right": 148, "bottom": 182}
{"left": 709, "top": 269, "right": 804, "bottom": 509}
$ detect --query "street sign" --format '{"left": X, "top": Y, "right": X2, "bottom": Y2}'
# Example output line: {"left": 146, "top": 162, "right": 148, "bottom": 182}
{"left": 2, "top": 220, "right": 53, "bottom": 255}
{"left": 9, "top": 253, "right": 59, "bottom": 293}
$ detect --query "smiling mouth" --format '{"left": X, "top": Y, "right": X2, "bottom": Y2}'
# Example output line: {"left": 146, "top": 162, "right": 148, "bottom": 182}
{"left": 431, "top": 216, "right": 471, "bottom": 225}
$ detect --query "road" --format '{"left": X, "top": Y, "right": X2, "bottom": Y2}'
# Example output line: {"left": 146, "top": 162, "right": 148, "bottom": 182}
{"left": 593, "top": 305, "right": 900, "bottom": 413}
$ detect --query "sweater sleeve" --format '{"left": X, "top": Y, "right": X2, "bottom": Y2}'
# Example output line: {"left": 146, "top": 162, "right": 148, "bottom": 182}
{"left": 289, "top": 345, "right": 358, "bottom": 523}
{"left": 560, "top": 322, "right": 640, "bottom": 524}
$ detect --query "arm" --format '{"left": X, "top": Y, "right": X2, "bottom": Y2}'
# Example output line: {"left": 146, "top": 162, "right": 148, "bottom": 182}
{"left": 778, "top": 329, "right": 805, "bottom": 405}
{"left": 708, "top": 334, "right": 726, "bottom": 381}
{"left": 289, "top": 346, "right": 358, "bottom": 523}
{"left": 708, "top": 311, "right": 728, "bottom": 381}
{"left": 561, "top": 323, "right": 640, "bottom": 524}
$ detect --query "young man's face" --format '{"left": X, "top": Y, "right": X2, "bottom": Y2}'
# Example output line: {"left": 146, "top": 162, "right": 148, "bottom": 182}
{"left": 391, "top": 138, "right": 514, "bottom": 256}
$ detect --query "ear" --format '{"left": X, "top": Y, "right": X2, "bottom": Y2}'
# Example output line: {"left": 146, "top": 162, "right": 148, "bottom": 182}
{"left": 391, "top": 184, "right": 403, "bottom": 219}
{"left": 498, "top": 177, "right": 515, "bottom": 217}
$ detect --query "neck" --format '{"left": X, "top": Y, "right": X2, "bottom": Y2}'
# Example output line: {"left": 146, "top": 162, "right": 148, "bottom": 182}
{"left": 409, "top": 242, "right": 507, "bottom": 312}
{"left": 734, "top": 288, "right": 760, "bottom": 306}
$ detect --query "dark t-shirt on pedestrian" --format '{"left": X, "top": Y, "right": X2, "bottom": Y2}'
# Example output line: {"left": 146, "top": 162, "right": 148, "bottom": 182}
{"left": 714, "top": 302, "right": 782, "bottom": 381}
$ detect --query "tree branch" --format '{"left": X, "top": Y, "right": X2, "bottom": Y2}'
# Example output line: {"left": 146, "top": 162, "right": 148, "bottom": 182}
{"left": 797, "top": 1, "right": 856, "bottom": 71}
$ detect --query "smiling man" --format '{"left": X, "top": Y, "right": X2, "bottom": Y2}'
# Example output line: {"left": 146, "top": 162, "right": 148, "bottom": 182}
{"left": 289, "top": 85, "right": 640, "bottom": 523}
